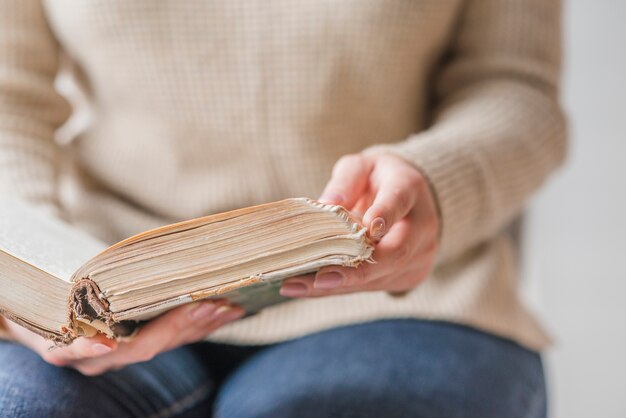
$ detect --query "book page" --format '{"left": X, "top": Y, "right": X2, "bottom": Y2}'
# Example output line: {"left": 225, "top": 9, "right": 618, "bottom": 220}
{"left": 0, "top": 198, "right": 107, "bottom": 282}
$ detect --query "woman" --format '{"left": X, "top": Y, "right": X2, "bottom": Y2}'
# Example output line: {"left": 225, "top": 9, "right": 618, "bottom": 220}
{"left": 0, "top": 0, "right": 566, "bottom": 417}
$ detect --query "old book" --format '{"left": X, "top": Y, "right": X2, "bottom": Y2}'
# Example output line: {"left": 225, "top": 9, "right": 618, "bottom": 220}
{"left": 0, "top": 198, "right": 374, "bottom": 344}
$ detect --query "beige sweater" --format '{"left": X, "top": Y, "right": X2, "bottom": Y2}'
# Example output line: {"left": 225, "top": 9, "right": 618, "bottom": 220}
{"left": 0, "top": 0, "right": 566, "bottom": 351}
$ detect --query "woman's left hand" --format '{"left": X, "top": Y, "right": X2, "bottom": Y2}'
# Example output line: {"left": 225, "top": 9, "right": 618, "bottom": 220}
{"left": 280, "top": 152, "right": 440, "bottom": 298}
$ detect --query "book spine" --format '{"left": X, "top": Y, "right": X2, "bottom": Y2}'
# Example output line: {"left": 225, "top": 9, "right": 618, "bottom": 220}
{"left": 64, "top": 279, "right": 139, "bottom": 343}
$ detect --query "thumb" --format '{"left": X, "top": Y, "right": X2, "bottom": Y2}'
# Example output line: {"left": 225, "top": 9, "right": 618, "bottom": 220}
{"left": 318, "top": 154, "right": 372, "bottom": 209}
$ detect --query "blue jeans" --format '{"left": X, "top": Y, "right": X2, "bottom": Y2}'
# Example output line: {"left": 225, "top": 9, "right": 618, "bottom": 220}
{"left": 0, "top": 320, "right": 546, "bottom": 417}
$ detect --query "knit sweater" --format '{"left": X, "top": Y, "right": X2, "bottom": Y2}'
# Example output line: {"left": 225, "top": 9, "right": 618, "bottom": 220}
{"left": 0, "top": 0, "right": 566, "bottom": 351}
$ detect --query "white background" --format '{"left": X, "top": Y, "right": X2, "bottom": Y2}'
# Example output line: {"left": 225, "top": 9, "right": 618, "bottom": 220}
{"left": 523, "top": 1, "right": 626, "bottom": 417}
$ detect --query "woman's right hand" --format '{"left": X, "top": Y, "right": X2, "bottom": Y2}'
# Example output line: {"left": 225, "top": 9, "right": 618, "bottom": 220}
{"left": 1, "top": 300, "right": 244, "bottom": 376}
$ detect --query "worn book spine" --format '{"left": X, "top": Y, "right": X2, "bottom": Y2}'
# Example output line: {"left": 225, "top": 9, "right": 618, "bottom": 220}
{"left": 61, "top": 198, "right": 374, "bottom": 344}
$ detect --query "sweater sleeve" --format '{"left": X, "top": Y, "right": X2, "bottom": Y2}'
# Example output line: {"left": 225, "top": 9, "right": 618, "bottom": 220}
{"left": 0, "top": 0, "right": 71, "bottom": 213}
{"left": 362, "top": 0, "right": 567, "bottom": 261}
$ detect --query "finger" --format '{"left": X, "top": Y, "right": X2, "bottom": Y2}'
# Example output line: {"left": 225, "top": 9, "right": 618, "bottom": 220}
{"left": 306, "top": 252, "right": 434, "bottom": 298}
{"left": 72, "top": 302, "right": 244, "bottom": 375}
{"left": 282, "top": 214, "right": 424, "bottom": 296}
{"left": 110, "top": 300, "right": 237, "bottom": 364}
{"left": 42, "top": 334, "right": 117, "bottom": 366}
{"left": 280, "top": 274, "right": 377, "bottom": 298}
{"left": 313, "top": 216, "right": 418, "bottom": 288}
{"left": 68, "top": 301, "right": 222, "bottom": 374}
{"left": 123, "top": 301, "right": 223, "bottom": 363}
{"left": 367, "top": 216, "right": 422, "bottom": 269}
{"left": 280, "top": 274, "right": 316, "bottom": 298}
{"left": 382, "top": 259, "right": 436, "bottom": 293}
{"left": 14, "top": 319, "right": 118, "bottom": 367}
{"left": 281, "top": 261, "right": 374, "bottom": 297}
{"left": 318, "top": 154, "right": 373, "bottom": 209}
{"left": 280, "top": 275, "right": 339, "bottom": 298}
{"left": 172, "top": 301, "right": 245, "bottom": 348}
{"left": 362, "top": 164, "right": 423, "bottom": 241}
{"left": 183, "top": 305, "right": 245, "bottom": 342}
{"left": 284, "top": 270, "right": 430, "bottom": 297}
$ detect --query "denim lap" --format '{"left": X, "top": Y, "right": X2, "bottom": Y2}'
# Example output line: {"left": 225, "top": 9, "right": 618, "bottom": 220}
{"left": 0, "top": 342, "right": 213, "bottom": 418}
{"left": 0, "top": 320, "right": 546, "bottom": 418}
{"left": 214, "top": 320, "right": 547, "bottom": 418}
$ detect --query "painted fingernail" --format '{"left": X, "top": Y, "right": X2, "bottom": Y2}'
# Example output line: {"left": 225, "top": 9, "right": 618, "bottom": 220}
{"left": 279, "top": 283, "right": 309, "bottom": 297}
{"left": 189, "top": 303, "right": 216, "bottom": 320}
{"left": 91, "top": 343, "right": 112, "bottom": 355}
{"left": 314, "top": 271, "right": 345, "bottom": 289}
{"left": 212, "top": 305, "right": 232, "bottom": 317}
{"left": 219, "top": 308, "right": 245, "bottom": 322}
{"left": 318, "top": 193, "right": 345, "bottom": 204}
{"left": 370, "top": 217, "right": 386, "bottom": 239}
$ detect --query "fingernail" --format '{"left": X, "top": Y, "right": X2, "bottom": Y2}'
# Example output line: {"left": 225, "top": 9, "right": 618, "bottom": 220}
{"left": 212, "top": 305, "right": 232, "bottom": 317}
{"left": 189, "top": 303, "right": 217, "bottom": 320}
{"left": 314, "top": 271, "right": 345, "bottom": 289}
{"left": 370, "top": 217, "right": 386, "bottom": 239}
{"left": 92, "top": 343, "right": 112, "bottom": 355}
{"left": 220, "top": 308, "right": 245, "bottom": 322}
{"left": 318, "top": 193, "right": 345, "bottom": 204}
{"left": 279, "top": 283, "right": 309, "bottom": 297}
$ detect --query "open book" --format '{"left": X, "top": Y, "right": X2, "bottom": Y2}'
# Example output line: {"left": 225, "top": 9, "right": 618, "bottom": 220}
{"left": 0, "top": 198, "right": 374, "bottom": 344}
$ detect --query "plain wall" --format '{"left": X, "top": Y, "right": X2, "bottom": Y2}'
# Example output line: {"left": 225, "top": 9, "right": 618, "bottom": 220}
{"left": 523, "top": 1, "right": 626, "bottom": 417}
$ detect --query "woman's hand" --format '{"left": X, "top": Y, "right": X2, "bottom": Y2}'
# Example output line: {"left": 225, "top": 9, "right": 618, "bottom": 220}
{"left": 2, "top": 301, "right": 243, "bottom": 376}
{"left": 280, "top": 152, "right": 439, "bottom": 297}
